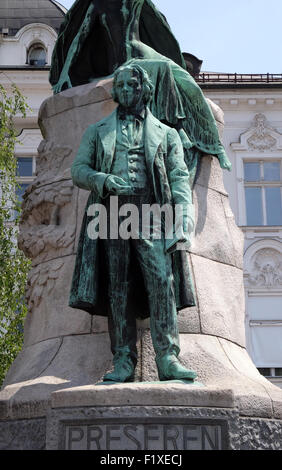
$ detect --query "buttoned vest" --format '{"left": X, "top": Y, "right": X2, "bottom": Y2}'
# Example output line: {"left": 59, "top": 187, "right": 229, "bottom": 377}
{"left": 111, "top": 116, "right": 149, "bottom": 189}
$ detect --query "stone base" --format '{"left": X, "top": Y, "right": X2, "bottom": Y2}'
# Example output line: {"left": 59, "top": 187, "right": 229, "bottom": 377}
{"left": 2, "top": 81, "right": 282, "bottom": 451}
{"left": 1, "top": 331, "right": 282, "bottom": 450}
{"left": 1, "top": 383, "right": 282, "bottom": 450}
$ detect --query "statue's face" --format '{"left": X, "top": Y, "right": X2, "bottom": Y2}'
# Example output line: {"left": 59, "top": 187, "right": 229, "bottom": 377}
{"left": 114, "top": 68, "right": 143, "bottom": 108}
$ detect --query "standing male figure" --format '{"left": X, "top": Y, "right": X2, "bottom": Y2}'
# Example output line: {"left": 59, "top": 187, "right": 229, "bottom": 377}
{"left": 70, "top": 63, "right": 197, "bottom": 383}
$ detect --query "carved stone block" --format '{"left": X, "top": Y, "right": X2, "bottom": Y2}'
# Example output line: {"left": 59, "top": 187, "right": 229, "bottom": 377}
{"left": 18, "top": 179, "right": 77, "bottom": 266}
{"left": 23, "top": 255, "right": 91, "bottom": 347}
{"left": 190, "top": 254, "right": 245, "bottom": 346}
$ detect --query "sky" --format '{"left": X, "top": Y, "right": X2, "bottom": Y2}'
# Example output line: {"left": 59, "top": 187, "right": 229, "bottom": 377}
{"left": 57, "top": 0, "right": 282, "bottom": 73}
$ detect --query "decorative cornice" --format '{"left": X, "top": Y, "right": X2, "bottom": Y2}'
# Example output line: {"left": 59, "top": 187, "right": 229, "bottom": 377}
{"left": 15, "top": 129, "right": 42, "bottom": 155}
{"left": 2, "top": 23, "right": 57, "bottom": 42}
{"left": 231, "top": 113, "right": 282, "bottom": 152}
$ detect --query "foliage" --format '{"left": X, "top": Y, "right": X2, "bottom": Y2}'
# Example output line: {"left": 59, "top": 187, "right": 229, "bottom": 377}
{"left": 0, "top": 83, "right": 31, "bottom": 387}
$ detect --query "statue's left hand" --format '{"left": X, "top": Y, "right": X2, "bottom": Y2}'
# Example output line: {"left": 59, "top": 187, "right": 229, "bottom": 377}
{"left": 53, "top": 72, "right": 72, "bottom": 94}
{"left": 165, "top": 212, "right": 193, "bottom": 254}
{"left": 218, "top": 154, "right": 232, "bottom": 171}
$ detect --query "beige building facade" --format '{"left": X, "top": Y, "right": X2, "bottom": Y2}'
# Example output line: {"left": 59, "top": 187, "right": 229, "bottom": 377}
{"left": 0, "top": 0, "right": 65, "bottom": 200}
{"left": 200, "top": 75, "right": 282, "bottom": 388}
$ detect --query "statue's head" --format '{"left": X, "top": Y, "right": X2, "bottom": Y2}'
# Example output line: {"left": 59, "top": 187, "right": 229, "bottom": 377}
{"left": 112, "top": 64, "right": 154, "bottom": 109}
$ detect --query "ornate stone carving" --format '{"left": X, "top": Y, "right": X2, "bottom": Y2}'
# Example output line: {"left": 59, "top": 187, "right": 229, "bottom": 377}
{"left": 26, "top": 259, "right": 64, "bottom": 310}
{"left": 247, "top": 114, "right": 277, "bottom": 151}
{"left": 248, "top": 248, "right": 282, "bottom": 288}
{"left": 36, "top": 140, "right": 72, "bottom": 183}
{"left": 231, "top": 113, "right": 282, "bottom": 153}
{"left": 18, "top": 180, "right": 75, "bottom": 264}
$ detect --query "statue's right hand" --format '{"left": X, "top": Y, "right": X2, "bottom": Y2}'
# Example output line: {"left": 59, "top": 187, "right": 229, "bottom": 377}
{"left": 104, "top": 175, "right": 132, "bottom": 195}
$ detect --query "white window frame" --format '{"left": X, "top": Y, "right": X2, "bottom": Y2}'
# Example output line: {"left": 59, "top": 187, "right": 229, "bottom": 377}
{"left": 27, "top": 42, "right": 47, "bottom": 66}
{"left": 17, "top": 156, "right": 36, "bottom": 181}
{"left": 243, "top": 159, "right": 282, "bottom": 226}
{"left": 234, "top": 152, "right": 282, "bottom": 227}
{"left": 14, "top": 129, "right": 42, "bottom": 196}
{"left": 231, "top": 116, "right": 282, "bottom": 227}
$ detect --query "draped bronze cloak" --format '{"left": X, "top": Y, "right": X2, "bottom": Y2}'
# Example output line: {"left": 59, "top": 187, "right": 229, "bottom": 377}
{"left": 49, "top": 0, "right": 186, "bottom": 88}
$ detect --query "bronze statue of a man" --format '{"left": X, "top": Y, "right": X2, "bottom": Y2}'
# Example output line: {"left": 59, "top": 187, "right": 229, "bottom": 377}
{"left": 69, "top": 63, "right": 197, "bottom": 383}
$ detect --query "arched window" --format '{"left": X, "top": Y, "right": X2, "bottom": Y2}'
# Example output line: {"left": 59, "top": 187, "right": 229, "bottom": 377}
{"left": 28, "top": 44, "right": 46, "bottom": 66}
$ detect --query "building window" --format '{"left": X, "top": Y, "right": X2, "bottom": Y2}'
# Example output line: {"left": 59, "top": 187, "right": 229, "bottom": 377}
{"left": 16, "top": 156, "right": 35, "bottom": 207}
{"left": 247, "top": 293, "right": 282, "bottom": 390}
{"left": 258, "top": 368, "right": 282, "bottom": 378}
{"left": 16, "top": 157, "right": 33, "bottom": 178}
{"left": 244, "top": 160, "right": 282, "bottom": 226}
{"left": 28, "top": 44, "right": 46, "bottom": 66}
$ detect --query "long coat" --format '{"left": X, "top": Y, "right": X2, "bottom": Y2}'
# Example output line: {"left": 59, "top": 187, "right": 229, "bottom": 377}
{"left": 69, "top": 108, "right": 196, "bottom": 319}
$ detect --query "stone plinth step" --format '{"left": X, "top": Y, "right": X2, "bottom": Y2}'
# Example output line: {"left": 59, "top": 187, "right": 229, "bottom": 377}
{"left": 51, "top": 383, "right": 234, "bottom": 409}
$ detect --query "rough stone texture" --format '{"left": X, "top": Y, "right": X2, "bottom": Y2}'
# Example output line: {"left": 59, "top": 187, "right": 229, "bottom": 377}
{"left": 190, "top": 255, "right": 245, "bottom": 346}
{"left": 239, "top": 417, "right": 282, "bottom": 450}
{"left": 177, "top": 306, "right": 201, "bottom": 334}
{"left": 2, "top": 337, "right": 63, "bottom": 386}
{"left": 0, "top": 334, "right": 113, "bottom": 420}
{"left": 50, "top": 383, "right": 234, "bottom": 409}
{"left": 220, "top": 194, "right": 244, "bottom": 269}
{"left": 44, "top": 399, "right": 282, "bottom": 450}
{"left": 2, "top": 409, "right": 282, "bottom": 450}
{"left": 192, "top": 181, "right": 243, "bottom": 269}
{"left": 0, "top": 418, "right": 46, "bottom": 450}
{"left": 140, "top": 332, "right": 278, "bottom": 419}
{"left": 23, "top": 255, "right": 92, "bottom": 347}
{"left": 45, "top": 403, "right": 240, "bottom": 451}
{"left": 0, "top": 79, "right": 282, "bottom": 449}
{"left": 195, "top": 154, "right": 227, "bottom": 195}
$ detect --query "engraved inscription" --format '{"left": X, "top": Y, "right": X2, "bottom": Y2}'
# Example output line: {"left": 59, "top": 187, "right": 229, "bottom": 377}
{"left": 63, "top": 421, "right": 225, "bottom": 450}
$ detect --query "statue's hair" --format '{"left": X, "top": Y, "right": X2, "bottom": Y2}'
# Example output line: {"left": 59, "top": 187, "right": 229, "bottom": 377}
{"left": 112, "top": 64, "right": 154, "bottom": 105}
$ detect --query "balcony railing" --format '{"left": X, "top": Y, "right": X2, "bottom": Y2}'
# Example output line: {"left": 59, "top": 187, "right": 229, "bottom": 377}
{"left": 195, "top": 73, "right": 282, "bottom": 84}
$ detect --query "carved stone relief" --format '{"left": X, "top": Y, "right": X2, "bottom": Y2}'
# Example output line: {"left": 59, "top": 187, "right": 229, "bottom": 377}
{"left": 18, "top": 179, "right": 76, "bottom": 265}
{"left": 247, "top": 114, "right": 277, "bottom": 151}
{"left": 247, "top": 248, "right": 282, "bottom": 288}
{"left": 231, "top": 113, "right": 282, "bottom": 153}
{"left": 36, "top": 140, "right": 73, "bottom": 184}
{"left": 26, "top": 259, "right": 64, "bottom": 310}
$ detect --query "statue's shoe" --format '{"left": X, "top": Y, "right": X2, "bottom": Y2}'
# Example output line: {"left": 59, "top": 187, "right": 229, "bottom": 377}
{"left": 156, "top": 354, "right": 197, "bottom": 381}
{"left": 103, "top": 356, "right": 135, "bottom": 383}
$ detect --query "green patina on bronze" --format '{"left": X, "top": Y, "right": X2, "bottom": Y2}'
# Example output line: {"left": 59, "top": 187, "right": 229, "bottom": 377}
{"left": 49, "top": 0, "right": 231, "bottom": 173}
{"left": 49, "top": 0, "right": 186, "bottom": 90}
{"left": 69, "top": 64, "right": 197, "bottom": 382}
{"left": 50, "top": 1, "right": 233, "bottom": 383}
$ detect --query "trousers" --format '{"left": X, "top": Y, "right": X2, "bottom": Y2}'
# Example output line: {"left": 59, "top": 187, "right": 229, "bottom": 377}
{"left": 103, "top": 191, "right": 180, "bottom": 364}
